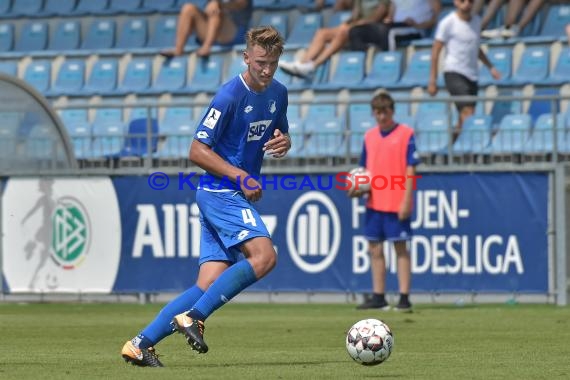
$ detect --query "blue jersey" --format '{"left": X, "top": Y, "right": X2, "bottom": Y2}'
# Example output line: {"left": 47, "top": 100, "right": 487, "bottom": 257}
{"left": 194, "top": 74, "right": 289, "bottom": 190}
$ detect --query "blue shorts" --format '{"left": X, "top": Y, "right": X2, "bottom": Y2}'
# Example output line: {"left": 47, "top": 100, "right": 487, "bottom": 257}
{"left": 196, "top": 189, "right": 270, "bottom": 265}
{"left": 364, "top": 209, "right": 412, "bottom": 243}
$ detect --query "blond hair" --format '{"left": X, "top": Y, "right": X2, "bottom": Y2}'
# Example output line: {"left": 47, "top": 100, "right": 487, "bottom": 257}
{"left": 245, "top": 26, "right": 284, "bottom": 57}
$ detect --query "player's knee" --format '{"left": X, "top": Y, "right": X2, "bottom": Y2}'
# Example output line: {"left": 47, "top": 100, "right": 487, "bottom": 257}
{"left": 251, "top": 250, "right": 277, "bottom": 277}
{"left": 181, "top": 3, "right": 198, "bottom": 16}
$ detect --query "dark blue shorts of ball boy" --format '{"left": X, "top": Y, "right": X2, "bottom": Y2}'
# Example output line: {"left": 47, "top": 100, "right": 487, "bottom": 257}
{"left": 364, "top": 208, "right": 412, "bottom": 243}
{"left": 196, "top": 189, "right": 271, "bottom": 265}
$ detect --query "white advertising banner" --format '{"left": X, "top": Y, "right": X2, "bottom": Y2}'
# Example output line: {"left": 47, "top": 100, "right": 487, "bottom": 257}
{"left": 2, "top": 178, "right": 121, "bottom": 293}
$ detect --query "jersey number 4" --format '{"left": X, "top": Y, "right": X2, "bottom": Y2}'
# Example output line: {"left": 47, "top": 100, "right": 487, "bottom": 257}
{"left": 241, "top": 209, "right": 257, "bottom": 227}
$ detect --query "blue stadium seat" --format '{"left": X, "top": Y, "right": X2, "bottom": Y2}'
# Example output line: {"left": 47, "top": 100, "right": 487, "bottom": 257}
{"left": 184, "top": 55, "right": 224, "bottom": 94}
{"left": 147, "top": 16, "right": 177, "bottom": 50}
{"left": 541, "top": 47, "right": 570, "bottom": 85}
{"left": 0, "top": 112, "right": 20, "bottom": 160}
{"left": 141, "top": 0, "right": 176, "bottom": 12}
{"left": 305, "top": 103, "right": 337, "bottom": 122}
{"left": 527, "top": 87, "right": 560, "bottom": 123}
{"left": 361, "top": 51, "right": 403, "bottom": 89}
{"left": 73, "top": 0, "right": 109, "bottom": 15}
{"left": 0, "top": 23, "right": 14, "bottom": 52}
{"left": 107, "top": 0, "right": 142, "bottom": 14}
{"left": 147, "top": 57, "right": 187, "bottom": 94}
{"left": 48, "top": 20, "right": 80, "bottom": 52}
{"left": 49, "top": 59, "right": 85, "bottom": 96}
{"left": 12, "top": 0, "right": 44, "bottom": 16}
{"left": 288, "top": 60, "right": 329, "bottom": 91}
{"left": 0, "top": 60, "right": 17, "bottom": 76}
{"left": 453, "top": 115, "right": 492, "bottom": 153}
{"left": 162, "top": 106, "right": 193, "bottom": 129}
{"left": 15, "top": 21, "right": 48, "bottom": 52}
{"left": 348, "top": 103, "right": 374, "bottom": 156}
{"left": 479, "top": 48, "right": 512, "bottom": 86}
{"left": 489, "top": 88, "right": 523, "bottom": 129}
{"left": 84, "top": 59, "right": 119, "bottom": 95}
{"left": 59, "top": 108, "right": 89, "bottom": 125}
{"left": 116, "top": 18, "right": 148, "bottom": 49}
{"left": 41, "top": 0, "right": 77, "bottom": 16}
{"left": 285, "top": 116, "right": 305, "bottom": 158}
{"left": 91, "top": 121, "right": 125, "bottom": 158}
{"left": 128, "top": 106, "right": 158, "bottom": 121}
{"left": 81, "top": 19, "right": 116, "bottom": 51}
{"left": 487, "top": 114, "right": 532, "bottom": 153}
{"left": 398, "top": 50, "right": 431, "bottom": 88}
{"left": 415, "top": 93, "right": 451, "bottom": 120}
{"left": 117, "top": 58, "right": 152, "bottom": 94}
{"left": 121, "top": 117, "right": 159, "bottom": 157}
{"left": 23, "top": 60, "right": 52, "bottom": 94}
{"left": 540, "top": 5, "right": 570, "bottom": 39}
{"left": 225, "top": 53, "right": 247, "bottom": 82}
{"left": 523, "top": 113, "right": 567, "bottom": 154}
{"left": 327, "top": 10, "right": 352, "bottom": 27}
{"left": 415, "top": 115, "right": 450, "bottom": 154}
{"left": 315, "top": 51, "right": 366, "bottom": 90}
{"left": 66, "top": 121, "right": 93, "bottom": 159}
{"left": 94, "top": 107, "right": 123, "bottom": 124}
{"left": 0, "top": 0, "right": 11, "bottom": 17}
{"left": 25, "top": 125, "right": 58, "bottom": 161}
{"left": 304, "top": 116, "right": 345, "bottom": 157}
{"left": 286, "top": 13, "right": 322, "bottom": 49}
{"left": 258, "top": 12, "right": 289, "bottom": 39}
{"left": 157, "top": 107, "right": 195, "bottom": 158}
{"left": 509, "top": 46, "right": 549, "bottom": 85}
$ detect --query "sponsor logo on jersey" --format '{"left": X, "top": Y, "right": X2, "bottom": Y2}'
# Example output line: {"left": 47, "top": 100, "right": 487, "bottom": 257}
{"left": 203, "top": 108, "right": 221, "bottom": 129}
{"left": 268, "top": 100, "right": 276, "bottom": 114}
{"left": 244, "top": 105, "right": 253, "bottom": 113}
{"left": 247, "top": 120, "right": 272, "bottom": 142}
{"left": 196, "top": 131, "right": 209, "bottom": 139}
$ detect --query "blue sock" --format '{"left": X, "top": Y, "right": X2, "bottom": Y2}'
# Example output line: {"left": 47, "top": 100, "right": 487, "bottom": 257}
{"left": 189, "top": 260, "right": 257, "bottom": 321}
{"left": 138, "top": 285, "right": 205, "bottom": 347}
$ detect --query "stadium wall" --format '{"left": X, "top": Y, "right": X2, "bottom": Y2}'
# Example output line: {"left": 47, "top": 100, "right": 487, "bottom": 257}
{"left": 1, "top": 169, "right": 567, "bottom": 305}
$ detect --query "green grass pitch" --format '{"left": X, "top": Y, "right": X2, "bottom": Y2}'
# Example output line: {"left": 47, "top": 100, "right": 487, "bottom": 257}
{"left": 1, "top": 302, "right": 569, "bottom": 379}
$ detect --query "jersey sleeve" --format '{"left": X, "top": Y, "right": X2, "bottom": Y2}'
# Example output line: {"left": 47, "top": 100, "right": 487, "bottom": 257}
{"left": 194, "top": 92, "right": 235, "bottom": 147}
{"left": 407, "top": 133, "right": 421, "bottom": 166}
{"left": 276, "top": 90, "right": 289, "bottom": 134}
{"left": 359, "top": 141, "right": 367, "bottom": 168}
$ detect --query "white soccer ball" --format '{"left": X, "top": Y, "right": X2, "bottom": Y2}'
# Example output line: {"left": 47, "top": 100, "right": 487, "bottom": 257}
{"left": 346, "top": 318, "right": 394, "bottom": 366}
{"left": 348, "top": 167, "right": 371, "bottom": 193}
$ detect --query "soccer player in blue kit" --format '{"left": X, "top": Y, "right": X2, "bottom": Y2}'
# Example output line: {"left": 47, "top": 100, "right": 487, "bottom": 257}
{"left": 121, "top": 25, "right": 291, "bottom": 367}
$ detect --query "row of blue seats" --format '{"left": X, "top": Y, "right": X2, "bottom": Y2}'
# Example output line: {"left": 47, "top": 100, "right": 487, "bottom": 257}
{"left": 0, "top": 0, "right": 335, "bottom": 18}
{"left": 57, "top": 112, "right": 570, "bottom": 160}
{"left": 5, "top": 45, "right": 568, "bottom": 98}
{"left": 0, "top": 0, "right": 206, "bottom": 18}
{"left": 0, "top": 10, "right": 353, "bottom": 57}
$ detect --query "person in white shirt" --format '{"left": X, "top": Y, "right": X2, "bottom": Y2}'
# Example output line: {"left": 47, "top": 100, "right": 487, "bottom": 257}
{"left": 348, "top": 0, "right": 441, "bottom": 52}
{"left": 427, "top": 0, "right": 500, "bottom": 142}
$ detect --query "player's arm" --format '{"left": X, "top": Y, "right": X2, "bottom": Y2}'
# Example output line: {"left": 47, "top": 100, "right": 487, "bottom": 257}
{"left": 189, "top": 140, "right": 262, "bottom": 201}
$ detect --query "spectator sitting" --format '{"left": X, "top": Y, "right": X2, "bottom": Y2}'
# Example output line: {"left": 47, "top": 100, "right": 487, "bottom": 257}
{"left": 278, "top": 0, "right": 394, "bottom": 78}
{"left": 477, "top": 0, "right": 545, "bottom": 39}
{"left": 566, "top": 23, "right": 570, "bottom": 45}
{"left": 347, "top": 0, "right": 441, "bottom": 52}
{"left": 314, "top": 0, "right": 354, "bottom": 11}
{"left": 161, "top": 0, "right": 252, "bottom": 58}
